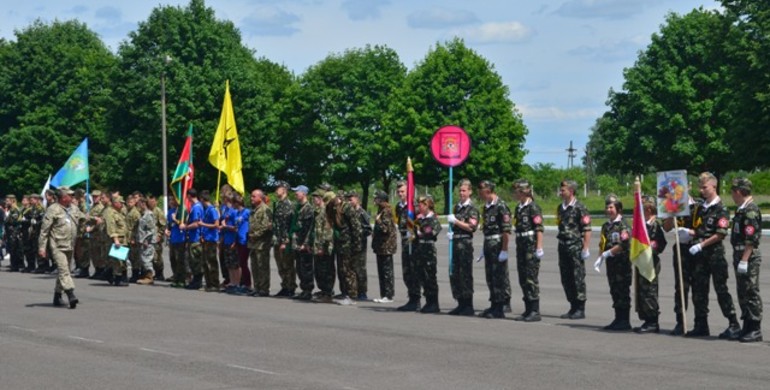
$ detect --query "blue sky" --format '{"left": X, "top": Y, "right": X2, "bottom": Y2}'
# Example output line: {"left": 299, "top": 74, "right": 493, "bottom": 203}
{"left": 0, "top": 0, "right": 719, "bottom": 167}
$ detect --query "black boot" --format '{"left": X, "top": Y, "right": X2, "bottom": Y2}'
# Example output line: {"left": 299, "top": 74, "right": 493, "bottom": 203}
{"left": 73, "top": 268, "right": 90, "bottom": 278}
{"left": 65, "top": 289, "right": 79, "bottom": 309}
{"left": 569, "top": 301, "right": 585, "bottom": 320}
{"left": 514, "top": 301, "right": 532, "bottom": 321}
{"left": 719, "top": 316, "right": 742, "bottom": 340}
{"left": 396, "top": 295, "right": 421, "bottom": 312}
{"left": 503, "top": 298, "right": 512, "bottom": 313}
{"left": 457, "top": 298, "right": 475, "bottom": 316}
{"left": 604, "top": 308, "right": 621, "bottom": 330}
{"left": 185, "top": 274, "right": 203, "bottom": 290}
{"left": 113, "top": 273, "right": 129, "bottom": 287}
{"left": 89, "top": 267, "right": 104, "bottom": 280}
{"left": 53, "top": 292, "right": 64, "bottom": 307}
{"left": 483, "top": 302, "right": 505, "bottom": 319}
{"left": 560, "top": 302, "right": 576, "bottom": 319}
{"left": 686, "top": 316, "right": 710, "bottom": 337}
{"left": 606, "top": 308, "right": 631, "bottom": 331}
{"left": 420, "top": 296, "right": 440, "bottom": 314}
{"left": 740, "top": 319, "right": 763, "bottom": 343}
{"left": 635, "top": 316, "right": 660, "bottom": 334}
{"left": 448, "top": 299, "right": 465, "bottom": 315}
{"left": 522, "top": 300, "right": 542, "bottom": 322}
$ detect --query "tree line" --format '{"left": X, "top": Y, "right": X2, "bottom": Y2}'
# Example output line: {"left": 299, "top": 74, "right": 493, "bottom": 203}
{"left": 587, "top": 1, "right": 770, "bottom": 180}
{"left": 0, "top": 0, "right": 527, "bottom": 211}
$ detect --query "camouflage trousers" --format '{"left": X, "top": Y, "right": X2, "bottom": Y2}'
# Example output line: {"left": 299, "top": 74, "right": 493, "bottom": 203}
{"left": 75, "top": 236, "right": 91, "bottom": 270}
{"left": 249, "top": 242, "right": 271, "bottom": 294}
{"left": 23, "top": 235, "right": 36, "bottom": 269}
{"left": 314, "top": 251, "right": 335, "bottom": 295}
{"left": 733, "top": 249, "right": 762, "bottom": 322}
{"left": 295, "top": 249, "right": 315, "bottom": 293}
{"left": 338, "top": 247, "right": 358, "bottom": 298}
{"left": 169, "top": 243, "right": 187, "bottom": 282}
{"left": 450, "top": 237, "right": 474, "bottom": 300}
{"left": 636, "top": 255, "right": 661, "bottom": 320}
{"left": 274, "top": 245, "right": 297, "bottom": 291}
{"left": 336, "top": 250, "right": 346, "bottom": 295}
{"left": 187, "top": 242, "right": 203, "bottom": 276}
{"left": 201, "top": 242, "right": 220, "bottom": 289}
{"left": 691, "top": 244, "right": 736, "bottom": 320}
{"left": 52, "top": 248, "right": 74, "bottom": 293}
{"left": 153, "top": 242, "right": 164, "bottom": 277}
{"left": 375, "top": 254, "right": 394, "bottom": 299}
{"left": 672, "top": 244, "right": 695, "bottom": 316}
{"left": 515, "top": 237, "right": 539, "bottom": 302}
{"left": 605, "top": 255, "right": 632, "bottom": 310}
{"left": 90, "top": 235, "right": 107, "bottom": 269}
{"left": 355, "top": 245, "right": 368, "bottom": 295}
{"left": 483, "top": 237, "right": 511, "bottom": 304}
{"left": 414, "top": 242, "right": 438, "bottom": 298}
{"left": 109, "top": 242, "right": 129, "bottom": 277}
{"left": 401, "top": 238, "right": 420, "bottom": 299}
{"left": 139, "top": 243, "right": 155, "bottom": 274}
{"left": 557, "top": 242, "right": 586, "bottom": 304}
{"left": 8, "top": 235, "right": 24, "bottom": 270}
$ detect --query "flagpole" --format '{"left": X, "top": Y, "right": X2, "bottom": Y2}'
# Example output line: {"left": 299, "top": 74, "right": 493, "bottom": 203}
{"left": 215, "top": 165, "right": 222, "bottom": 205}
{"left": 673, "top": 217, "right": 688, "bottom": 335}
{"left": 448, "top": 166, "right": 453, "bottom": 277}
{"left": 86, "top": 179, "right": 91, "bottom": 213}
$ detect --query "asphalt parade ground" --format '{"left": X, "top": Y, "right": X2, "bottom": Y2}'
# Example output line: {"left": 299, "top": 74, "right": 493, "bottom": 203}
{"left": 1, "top": 230, "right": 769, "bottom": 390}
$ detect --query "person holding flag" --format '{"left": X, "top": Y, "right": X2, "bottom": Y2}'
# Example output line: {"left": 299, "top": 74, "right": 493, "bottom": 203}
{"left": 594, "top": 194, "right": 632, "bottom": 331}
{"left": 395, "top": 159, "right": 420, "bottom": 311}
{"left": 633, "top": 195, "right": 667, "bottom": 334}
{"left": 209, "top": 80, "right": 245, "bottom": 198}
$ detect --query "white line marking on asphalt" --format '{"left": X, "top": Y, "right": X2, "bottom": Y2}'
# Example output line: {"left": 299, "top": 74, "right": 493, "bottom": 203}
{"left": 8, "top": 326, "right": 37, "bottom": 332}
{"left": 227, "top": 364, "right": 279, "bottom": 375}
{"left": 67, "top": 336, "right": 104, "bottom": 343}
{"left": 139, "top": 347, "right": 180, "bottom": 357}
{"left": 343, "top": 387, "right": 360, "bottom": 390}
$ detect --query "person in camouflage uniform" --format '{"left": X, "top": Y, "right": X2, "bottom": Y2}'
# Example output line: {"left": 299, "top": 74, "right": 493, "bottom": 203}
{"left": 311, "top": 190, "right": 336, "bottom": 303}
{"left": 125, "top": 194, "right": 142, "bottom": 282}
{"left": 273, "top": 181, "right": 297, "bottom": 297}
{"left": 348, "top": 191, "right": 372, "bottom": 301}
{"left": 182, "top": 189, "right": 205, "bottom": 290}
{"left": 19, "top": 195, "right": 32, "bottom": 272}
{"left": 88, "top": 191, "right": 109, "bottom": 280}
{"left": 594, "top": 195, "right": 632, "bottom": 331}
{"left": 556, "top": 179, "right": 592, "bottom": 320}
{"left": 477, "top": 180, "right": 512, "bottom": 319}
{"left": 5, "top": 195, "right": 24, "bottom": 272}
{"left": 634, "top": 195, "right": 668, "bottom": 334}
{"left": 663, "top": 195, "right": 700, "bottom": 335}
{"left": 291, "top": 185, "right": 315, "bottom": 301}
{"left": 395, "top": 181, "right": 421, "bottom": 312}
{"left": 413, "top": 196, "right": 442, "bottom": 313}
{"left": 511, "top": 179, "right": 545, "bottom": 322}
{"left": 104, "top": 195, "right": 129, "bottom": 286}
{"left": 445, "top": 179, "right": 479, "bottom": 316}
{"left": 135, "top": 197, "right": 157, "bottom": 285}
{"left": 27, "top": 194, "right": 47, "bottom": 273}
{"left": 328, "top": 192, "right": 362, "bottom": 306}
{"left": 248, "top": 189, "right": 273, "bottom": 297}
{"left": 148, "top": 194, "right": 167, "bottom": 281}
{"left": 72, "top": 189, "right": 91, "bottom": 278}
{"left": 684, "top": 172, "right": 739, "bottom": 339}
{"left": 371, "top": 190, "right": 397, "bottom": 304}
{"left": 38, "top": 187, "right": 82, "bottom": 308}
{"left": 729, "top": 178, "right": 763, "bottom": 342}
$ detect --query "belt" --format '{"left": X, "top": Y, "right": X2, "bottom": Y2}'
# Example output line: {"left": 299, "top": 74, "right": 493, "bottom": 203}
{"left": 453, "top": 234, "right": 472, "bottom": 239}
{"left": 734, "top": 245, "right": 746, "bottom": 251}
{"left": 516, "top": 231, "right": 535, "bottom": 238}
{"left": 484, "top": 234, "right": 501, "bottom": 240}
{"left": 418, "top": 239, "right": 435, "bottom": 244}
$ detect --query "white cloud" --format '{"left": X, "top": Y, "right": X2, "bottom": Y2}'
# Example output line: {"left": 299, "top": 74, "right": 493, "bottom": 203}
{"left": 518, "top": 104, "right": 600, "bottom": 121}
{"left": 341, "top": 0, "right": 390, "bottom": 21}
{"left": 407, "top": 7, "right": 478, "bottom": 29}
{"left": 555, "top": 0, "right": 665, "bottom": 20}
{"left": 95, "top": 6, "right": 122, "bottom": 22}
{"left": 240, "top": 7, "right": 301, "bottom": 37}
{"left": 456, "top": 21, "right": 533, "bottom": 44}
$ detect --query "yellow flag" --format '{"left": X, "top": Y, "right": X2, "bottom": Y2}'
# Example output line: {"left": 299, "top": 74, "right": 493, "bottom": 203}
{"left": 208, "top": 80, "right": 245, "bottom": 195}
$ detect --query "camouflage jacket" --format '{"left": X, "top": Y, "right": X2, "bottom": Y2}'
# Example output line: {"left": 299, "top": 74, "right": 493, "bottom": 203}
{"left": 273, "top": 198, "right": 294, "bottom": 245}
{"left": 731, "top": 200, "right": 762, "bottom": 248}
{"left": 694, "top": 197, "right": 729, "bottom": 247}
{"left": 248, "top": 202, "right": 273, "bottom": 249}
{"left": 452, "top": 200, "right": 479, "bottom": 239}
{"left": 372, "top": 202, "right": 397, "bottom": 255}
{"left": 599, "top": 216, "right": 630, "bottom": 257}
{"left": 38, "top": 202, "right": 80, "bottom": 252}
{"left": 415, "top": 212, "right": 442, "bottom": 243}
{"left": 292, "top": 200, "right": 314, "bottom": 250}
{"left": 556, "top": 198, "right": 591, "bottom": 245}
{"left": 481, "top": 197, "right": 512, "bottom": 236}
{"left": 313, "top": 205, "right": 334, "bottom": 255}
{"left": 136, "top": 209, "right": 157, "bottom": 245}
{"left": 514, "top": 200, "right": 544, "bottom": 236}
{"left": 647, "top": 218, "right": 668, "bottom": 256}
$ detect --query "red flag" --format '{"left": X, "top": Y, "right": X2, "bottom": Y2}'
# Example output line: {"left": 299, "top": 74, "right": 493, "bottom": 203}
{"left": 170, "top": 125, "right": 194, "bottom": 214}
{"left": 406, "top": 157, "right": 415, "bottom": 232}
{"left": 631, "top": 188, "right": 655, "bottom": 282}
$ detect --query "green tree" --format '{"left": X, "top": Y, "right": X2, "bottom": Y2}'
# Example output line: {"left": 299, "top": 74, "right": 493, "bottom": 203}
{"left": 0, "top": 20, "right": 116, "bottom": 195}
{"left": 105, "top": 0, "right": 292, "bottom": 195}
{"left": 387, "top": 38, "right": 528, "bottom": 213}
{"left": 275, "top": 45, "right": 406, "bottom": 206}
{"left": 588, "top": 9, "right": 737, "bottom": 178}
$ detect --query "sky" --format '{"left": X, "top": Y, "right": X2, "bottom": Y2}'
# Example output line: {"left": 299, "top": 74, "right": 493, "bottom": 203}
{"left": 0, "top": 0, "right": 720, "bottom": 168}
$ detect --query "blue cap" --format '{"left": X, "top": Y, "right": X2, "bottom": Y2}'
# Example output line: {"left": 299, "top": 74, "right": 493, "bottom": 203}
{"left": 291, "top": 185, "right": 309, "bottom": 194}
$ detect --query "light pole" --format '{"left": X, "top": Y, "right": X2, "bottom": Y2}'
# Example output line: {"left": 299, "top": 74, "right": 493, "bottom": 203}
{"left": 161, "top": 54, "right": 172, "bottom": 216}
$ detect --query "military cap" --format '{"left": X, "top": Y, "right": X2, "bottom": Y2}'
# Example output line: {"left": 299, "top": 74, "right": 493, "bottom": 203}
{"left": 6, "top": 194, "right": 16, "bottom": 200}
{"left": 731, "top": 177, "right": 752, "bottom": 193}
{"left": 291, "top": 185, "right": 309, "bottom": 194}
{"left": 478, "top": 180, "right": 495, "bottom": 191}
{"left": 73, "top": 188, "right": 85, "bottom": 197}
{"left": 317, "top": 183, "right": 333, "bottom": 192}
{"left": 57, "top": 186, "right": 75, "bottom": 196}
{"left": 311, "top": 189, "right": 325, "bottom": 198}
{"left": 373, "top": 190, "right": 388, "bottom": 202}
{"left": 642, "top": 195, "right": 656, "bottom": 208}
{"left": 112, "top": 195, "right": 125, "bottom": 204}
{"left": 31, "top": 193, "right": 43, "bottom": 199}
{"left": 323, "top": 191, "right": 336, "bottom": 203}
{"left": 345, "top": 190, "right": 359, "bottom": 198}
{"left": 91, "top": 190, "right": 102, "bottom": 197}
{"left": 275, "top": 180, "right": 290, "bottom": 189}
{"left": 604, "top": 193, "right": 619, "bottom": 204}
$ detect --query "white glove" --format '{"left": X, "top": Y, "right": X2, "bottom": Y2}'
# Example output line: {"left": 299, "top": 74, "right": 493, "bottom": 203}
{"left": 405, "top": 231, "right": 412, "bottom": 239}
{"left": 601, "top": 250, "right": 613, "bottom": 260}
{"left": 689, "top": 243, "right": 702, "bottom": 255}
{"left": 535, "top": 248, "right": 544, "bottom": 259}
{"left": 581, "top": 249, "right": 590, "bottom": 260}
{"left": 446, "top": 232, "right": 454, "bottom": 240}
{"left": 593, "top": 257, "right": 604, "bottom": 273}
{"left": 498, "top": 251, "right": 509, "bottom": 262}
{"left": 476, "top": 254, "right": 484, "bottom": 263}
{"left": 447, "top": 214, "right": 457, "bottom": 224}
{"left": 677, "top": 227, "right": 692, "bottom": 244}
{"left": 737, "top": 261, "right": 749, "bottom": 274}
